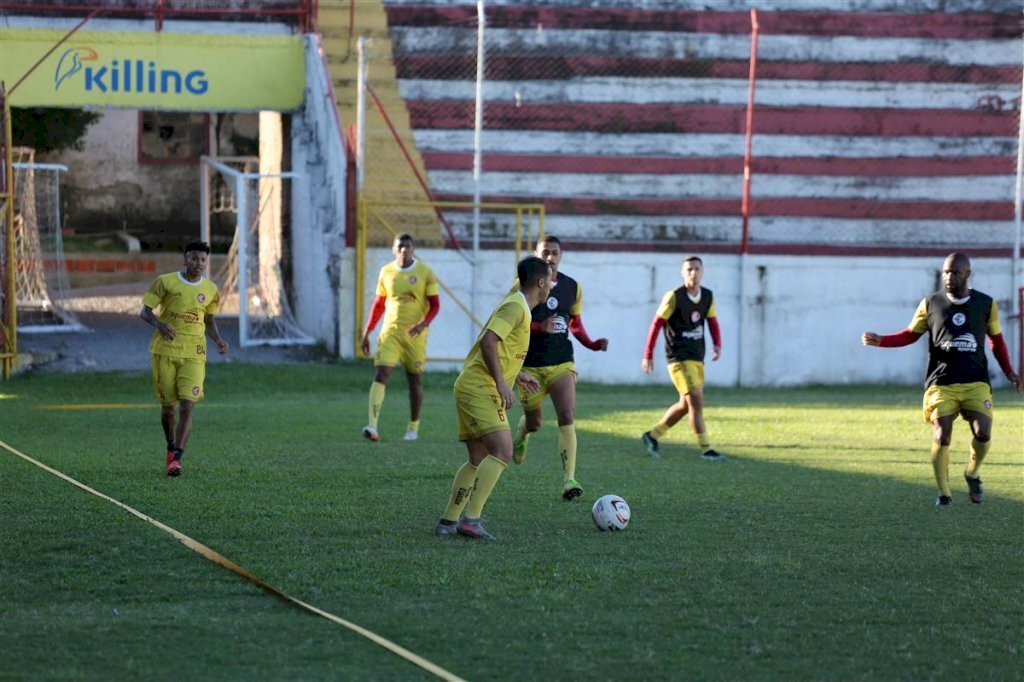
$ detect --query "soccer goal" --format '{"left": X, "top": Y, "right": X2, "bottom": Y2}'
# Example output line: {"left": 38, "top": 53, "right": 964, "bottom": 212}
{"left": 199, "top": 155, "right": 315, "bottom": 347}
{"left": 10, "top": 148, "right": 85, "bottom": 333}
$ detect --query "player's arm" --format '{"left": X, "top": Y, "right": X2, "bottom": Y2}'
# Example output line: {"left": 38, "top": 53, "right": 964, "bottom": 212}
{"left": 407, "top": 294, "right": 440, "bottom": 338}
{"left": 479, "top": 330, "right": 514, "bottom": 409}
{"left": 986, "top": 300, "right": 1023, "bottom": 391}
{"left": 361, "top": 295, "right": 386, "bottom": 356}
{"left": 707, "top": 300, "right": 721, "bottom": 361}
{"left": 642, "top": 291, "right": 674, "bottom": 373}
{"left": 205, "top": 313, "right": 229, "bottom": 355}
{"left": 140, "top": 305, "right": 175, "bottom": 341}
{"left": 568, "top": 284, "right": 608, "bottom": 351}
{"left": 862, "top": 299, "right": 926, "bottom": 348}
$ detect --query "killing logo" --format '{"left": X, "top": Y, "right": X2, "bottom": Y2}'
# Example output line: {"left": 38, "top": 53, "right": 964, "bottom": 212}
{"left": 54, "top": 47, "right": 209, "bottom": 95}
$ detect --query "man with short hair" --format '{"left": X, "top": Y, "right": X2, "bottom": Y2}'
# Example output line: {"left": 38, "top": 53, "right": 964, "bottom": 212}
{"left": 511, "top": 236, "right": 609, "bottom": 501}
{"left": 361, "top": 233, "right": 440, "bottom": 442}
{"left": 140, "top": 241, "right": 228, "bottom": 477}
{"left": 862, "top": 251, "right": 1021, "bottom": 507}
{"left": 641, "top": 255, "right": 724, "bottom": 461}
{"left": 435, "top": 256, "right": 552, "bottom": 541}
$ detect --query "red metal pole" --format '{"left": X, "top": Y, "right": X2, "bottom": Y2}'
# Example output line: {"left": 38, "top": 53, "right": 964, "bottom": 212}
{"left": 739, "top": 8, "right": 760, "bottom": 254}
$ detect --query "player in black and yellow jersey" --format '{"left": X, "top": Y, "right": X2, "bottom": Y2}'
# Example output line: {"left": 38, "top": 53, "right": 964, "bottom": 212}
{"left": 434, "top": 256, "right": 552, "bottom": 541}
{"left": 510, "top": 236, "right": 609, "bottom": 501}
{"left": 361, "top": 234, "right": 440, "bottom": 442}
{"left": 640, "top": 255, "right": 724, "bottom": 461}
{"left": 140, "top": 241, "right": 228, "bottom": 477}
{"left": 863, "top": 252, "right": 1021, "bottom": 507}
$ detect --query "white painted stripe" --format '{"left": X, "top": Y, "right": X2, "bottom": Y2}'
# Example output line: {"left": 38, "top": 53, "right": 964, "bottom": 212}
{"left": 399, "top": 77, "right": 1017, "bottom": 110}
{"left": 391, "top": 27, "right": 1020, "bottom": 67}
{"left": 427, "top": 170, "right": 1014, "bottom": 201}
{"left": 412, "top": 130, "right": 1018, "bottom": 158}
{"left": 384, "top": 0, "right": 999, "bottom": 12}
{"left": 442, "top": 213, "right": 1010, "bottom": 247}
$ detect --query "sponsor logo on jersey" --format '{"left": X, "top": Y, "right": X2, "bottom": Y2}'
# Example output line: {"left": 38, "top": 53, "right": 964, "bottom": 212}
{"left": 546, "top": 296, "right": 558, "bottom": 310}
{"left": 681, "top": 328, "right": 704, "bottom": 340}
{"left": 951, "top": 312, "right": 966, "bottom": 327}
{"left": 939, "top": 333, "right": 977, "bottom": 353}
{"left": 691, "top": 311, "right": 702, "bottom": 323}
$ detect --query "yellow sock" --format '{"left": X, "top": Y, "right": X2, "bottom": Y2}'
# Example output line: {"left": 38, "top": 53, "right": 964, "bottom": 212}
{"left": 697, "top": 432, "right": 712, "bottom": 453}
{"left": 931, "top": 443, "right": 951, "bottom": 497}
{"left": 514, "top": 415, "right": 530, "bottom": 444}
{"left": 441, "top": 461, "right": 477, "bottom": 522}
{"left": 650, "top": 422, "right": 670, "bottom": 440}
{"left": 407, "top": 420, "right": 420, "bottom": 434}
{"left": 367, "top": 381, "right": 386, "bottom": 427}
{"left": 965, "top": 438, "right": 991, "bottom": 478}
{"left": 465, "top": 455, "right": 507, "bottom": 519}
{"left": 558, "top": 425, "right": 577, "bottom": 481}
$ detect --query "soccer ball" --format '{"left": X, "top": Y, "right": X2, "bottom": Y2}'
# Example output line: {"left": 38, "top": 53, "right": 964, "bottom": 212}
{"left": 591, "top": 494, "right": 630, "bottom": 531}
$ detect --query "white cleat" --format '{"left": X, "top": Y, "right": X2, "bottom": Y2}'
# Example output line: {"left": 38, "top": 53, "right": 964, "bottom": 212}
{"left": 362, "top": 425, "right": 379, "bottom": 442}
{"left": 403, "top": 430, "right": 419, "bottom": 441}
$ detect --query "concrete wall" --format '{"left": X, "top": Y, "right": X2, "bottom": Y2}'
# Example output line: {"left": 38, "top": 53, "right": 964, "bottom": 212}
{"left": 347, "top": 248, "right": 1021, "bottom": 388}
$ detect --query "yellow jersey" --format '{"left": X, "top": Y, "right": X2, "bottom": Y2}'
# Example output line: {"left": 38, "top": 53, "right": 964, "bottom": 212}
{"left": 142, "top": 272, "right": 220, "bottom": 359}
{"left": 376, "top": 259, "right": 439, "bottom": 333}
{"left": 454, "top": 291, "right": 531, "bottom": 393}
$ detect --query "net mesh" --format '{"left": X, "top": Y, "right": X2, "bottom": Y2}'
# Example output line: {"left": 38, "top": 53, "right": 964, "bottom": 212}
{"left": 11, "top": 149, "right": 84, "bottom": 332}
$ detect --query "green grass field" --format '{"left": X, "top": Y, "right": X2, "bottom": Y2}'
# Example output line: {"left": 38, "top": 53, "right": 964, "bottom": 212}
{"left": 2, "top": 363, "right": 1022, "bottom": 681}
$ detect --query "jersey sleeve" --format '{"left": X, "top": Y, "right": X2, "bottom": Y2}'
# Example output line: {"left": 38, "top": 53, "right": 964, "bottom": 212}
{"left": 707, "top": 299, "right": 717, "bottom": 318}
{"left": 375, "top": 268, "right": 388, "bottom": 297}
{"left": 205, "top": 287, "right": 221, "bottom": 315}
{"left": 485, "top": 299, "right": 524, "bottom": 341}
{"left": 655, "top": 291, "right": 676, "bottom": 320}
{"left": 425, "top": 266, "right": 440, "bottom": 297}
{"left": 570, "top": 282, "right": 583, "bottom": 316}
{"left": 908, "top": 298, "right": 929, "bottom": 333}
{"left": 987, "top": 299, "right": 1002, "bottom": 335}
{"left": 142, "top": 276, "right": 165, "bottom": 309}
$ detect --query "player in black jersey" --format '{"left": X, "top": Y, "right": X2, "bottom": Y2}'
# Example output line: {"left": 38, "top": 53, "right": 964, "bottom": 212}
{"left": 641, "top": 255, "right": 724, "bottom": 461}
{"left": 510, "top": 236, "right": 609, "bottom": 500}
{"left": 863, "top": 252, "right": 1021, "bottom": 507}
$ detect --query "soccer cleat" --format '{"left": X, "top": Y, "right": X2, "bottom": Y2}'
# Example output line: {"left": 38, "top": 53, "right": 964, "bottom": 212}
{"left": 641, "top": 431, "right": 660, "bottom": 458}
{"left": 434, "top": 519, "right": 458, "bottom": 536}
{"left": 935, "top": 495, "right": 952, "bottom": 508}
{"left": 964, "top": 474, "right": 984, "bottom": 504}
{"left": 562, "top": 478, "right": 584, "bottom": 501}
{"left": 362, "top": 425, "right": 379, "bottom": 442}
{"left": 457, "top": 517, "right": 496, "bottom": 541}
{"left": 512, "top": 432, "right": 529, "bottom": 464}
{"left": 701, "top": 449, "right": 726, "bottom": 462}
{"left": 165, "top": 449, "right": 176, "bottom": 466}
{"left": 166, "top": 458, "right": 182, "bottom": 477}
{"left": 403, "top": 430, "right": 419, "bottom": 441}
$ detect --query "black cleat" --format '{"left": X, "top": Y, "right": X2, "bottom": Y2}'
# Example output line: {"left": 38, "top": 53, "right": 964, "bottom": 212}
{"left": 701, "top": 449, "right": 726, "bottom": 462}
{"left": 964, "top": 474, "right": 984, "bottom": 504}
{"left": 935, "top": 495, "right": 952, "bottom": 508}
{"left": 641, "top": 431, "right": 660, "bottom": 458}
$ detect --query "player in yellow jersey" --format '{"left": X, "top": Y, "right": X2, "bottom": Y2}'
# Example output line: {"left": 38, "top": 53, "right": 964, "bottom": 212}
{"left": 434, "top": 256, "right": 553, "bottom": 541}
{"left": 360, "top": 234, "right": 440, "bottom": 442}
{"left": 140, "top": 241, "right": 228, "bottom": 477}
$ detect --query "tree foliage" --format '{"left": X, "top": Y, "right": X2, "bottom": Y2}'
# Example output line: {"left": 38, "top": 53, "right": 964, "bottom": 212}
{"left": 12, "top": 107, "right": 101, "bottom": 154}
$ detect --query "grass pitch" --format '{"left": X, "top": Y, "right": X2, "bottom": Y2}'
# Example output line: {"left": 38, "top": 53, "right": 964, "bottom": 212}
{"left": 2, "top": 362, "right": 1022, "bottom": 680}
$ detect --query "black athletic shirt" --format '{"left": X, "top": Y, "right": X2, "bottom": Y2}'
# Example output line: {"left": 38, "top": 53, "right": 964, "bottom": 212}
{"left": 914, "top": 289, "right": 995, "bottom": 388}
{"left": 525, "top": 273, "right": 580, "bottom": 368}
{"left": 662, "top": 286, "right": 714, "bottom": 363}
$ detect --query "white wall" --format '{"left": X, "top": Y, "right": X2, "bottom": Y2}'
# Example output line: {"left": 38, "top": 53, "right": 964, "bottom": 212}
{"left": 345, "top": 248, "right": 1021, "bottom": 388}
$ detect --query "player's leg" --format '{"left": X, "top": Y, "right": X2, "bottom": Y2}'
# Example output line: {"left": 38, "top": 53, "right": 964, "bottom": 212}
{"left": 175, "top": 400, "right": 195, "bottom": 452}
{"left": 513, "top": 367, "right": 545, "bottom": 464}
{"left": 930, "top": 414, "right": 956, "bottom": 505}
{"left": 962, "top": 405, "right": 993, "bottom": 504}
{"left": 402, "top": 336, "right": 427, "bottom": 440}
{"left": 642, "top": 361, "right": 689, "bottom": 456}
{"left": 548, "top": 371, "right": 583, "bottom": 500}
{"left": 437, "top": 439, "right": 485, "bottom": 535}
{"left": 153, "top": 355, "right": 177, "bottom": 460}
{"left": 457, "top": 429, "right": 513, "bottom": 541}
{"left": 166, "top": 358, "right": 206, "bottom": 476}
{"left": 364, "top": 360, "right": 394, "bottom": 441}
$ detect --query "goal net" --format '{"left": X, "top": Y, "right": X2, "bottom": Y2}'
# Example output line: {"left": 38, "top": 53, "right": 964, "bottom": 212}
{"left": 11, "top": 148, "right": 85, "bottom": 333}
{"left": 200, "top": 155, "right": 314, "bottom": 347}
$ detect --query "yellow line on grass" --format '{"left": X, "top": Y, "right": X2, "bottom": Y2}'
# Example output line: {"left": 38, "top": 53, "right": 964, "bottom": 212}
{"left": 0, "top": 439, "right": 466, "bottom": 682}
{"left": 32, "top": 404, "right": 155, "bottom": 410}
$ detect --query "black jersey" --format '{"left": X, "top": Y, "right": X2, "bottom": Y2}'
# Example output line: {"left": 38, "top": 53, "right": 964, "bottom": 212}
{"left": 524, "top": 273, "right": 581, "bottom": 368}
{"left": 660, "top": 286, "right": 714, "bottom": 363}
{"left": 914, "top": 290, "right": 996, "bottom": 388}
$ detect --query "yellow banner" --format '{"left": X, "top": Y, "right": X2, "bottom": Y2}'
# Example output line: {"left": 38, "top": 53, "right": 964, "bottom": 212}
{"left": 1, "top": 29, "right": 305, "bottom": 111}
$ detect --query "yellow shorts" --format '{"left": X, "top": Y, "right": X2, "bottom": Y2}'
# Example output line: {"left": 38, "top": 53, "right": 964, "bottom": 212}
{"left": 668, "top": 360, "right": 704, "bottom": 397}
{"left": 454, "top": 386, "right": 509, "bottom": 441}
{"left": 923, "top": 382, "right": 993, "bottom": 423}
{"left": 518, "top": 362, "right": 577, "bottom": 412}
{"left": 376, "top": 329, "right": 427, "bottom": 374}
{"left": 152, "top": 355, "right": 206, "bottom": 405}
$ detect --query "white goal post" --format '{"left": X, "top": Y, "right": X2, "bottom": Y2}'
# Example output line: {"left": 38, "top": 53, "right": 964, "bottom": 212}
{"left": 199, "top": 155, "right": 315, "bottom": 348}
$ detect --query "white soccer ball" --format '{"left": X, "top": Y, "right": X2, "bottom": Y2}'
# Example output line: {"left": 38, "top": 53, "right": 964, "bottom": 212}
{"left": 591, "top": 494, "right": 630, "bottom": 531}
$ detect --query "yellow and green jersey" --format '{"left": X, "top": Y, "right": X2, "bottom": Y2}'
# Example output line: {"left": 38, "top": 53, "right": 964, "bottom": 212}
{"left": 376, "top": 259, "right": 439, "bottom": 333}
{"left": 142, "top": 272, "right": 220, "bottom": 359}
{"left": 455, "top": 291, "right": 531, "bottom": 393}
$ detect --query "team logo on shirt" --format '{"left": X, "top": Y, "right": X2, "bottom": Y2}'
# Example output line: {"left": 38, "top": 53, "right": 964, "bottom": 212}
{"left": 546, "top": 297, "right": 558, "bottom": 310}
{"left": 197, "top": 293, "right": 206, "bottom": 303}
{"left": 984, "top": 400, "right": 993, "bottom": 409}
{"left": 691, "top": 311, "right": 702, "bottom": 323}
{"left": 409, "top": 276, "right": 418, "bottom": 284}
{"left": 951, "top": 312, "right": 966, "bottom": 326}
{"left": 192, "top": 386, "right": 200, "bottom": 396}
{"left": 939, "top": 333, "right": 977, "bottom": 353}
